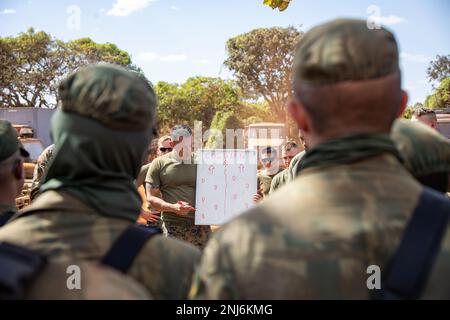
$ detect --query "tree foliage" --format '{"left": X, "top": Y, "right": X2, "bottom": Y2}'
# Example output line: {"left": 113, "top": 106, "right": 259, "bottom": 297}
{"left": 263, "top": 0, "right": 292, "bottom": 11}
{"left": 224, "top": 27, "right": 303, "bottom": 122}
{"left": 154, "top": 77, "right": 241, "bottom": 132}
{"left": 427, "top": 55, "right": 450, "bottom": 84}
{"left": 424, "top": 77, "right": 450, "bottom": 109}
{"left": 206, "top": 110, "right": 244, "bottom": 148}
{"left": 0, "top": 28, "right": 141, "bottom": 108}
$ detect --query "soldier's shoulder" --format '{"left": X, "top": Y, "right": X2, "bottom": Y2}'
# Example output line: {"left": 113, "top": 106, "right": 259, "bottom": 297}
{"left": 140, "top": 233, "right": 201, "bottom": 263}
{"left": 26, "top": 260, "right": 152, "bottom": 299}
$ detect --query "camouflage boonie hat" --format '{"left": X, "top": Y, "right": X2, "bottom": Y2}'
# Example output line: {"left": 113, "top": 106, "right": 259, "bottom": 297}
{"left": 0, "top": 120, "right": 30, "bottom": 161}
{"left": 391, "top": 119, "right": 450, "bottom": 177}
{"left": 293, "top": 18, "right": 399, "bottom": 86}
{"left": 58, "top": 64, "right": 156, "bottom": 131}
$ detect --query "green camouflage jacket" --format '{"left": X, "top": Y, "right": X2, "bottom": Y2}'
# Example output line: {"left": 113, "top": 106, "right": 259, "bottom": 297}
{"left": 190, "top": 154, "right": 450, "bottom": 299}
{"left": 0, "top": 190, "right": 201, "bottom": 299}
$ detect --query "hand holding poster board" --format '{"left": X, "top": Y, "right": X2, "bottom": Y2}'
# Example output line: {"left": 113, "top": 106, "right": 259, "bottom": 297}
{"left": 195, "top": 149, "right": 257, "bottom": 225}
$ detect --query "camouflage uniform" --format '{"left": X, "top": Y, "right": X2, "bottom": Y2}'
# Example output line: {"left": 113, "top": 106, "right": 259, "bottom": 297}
{"left": 190, "top": 19, "right": 450, "bottom": 299}
{"left": 269, "top": 169, "right": 290, "bottom": 194}
{"left": 391, "top": 119, "right": 450, "bottom": 193}
{"left": 288, "top": 150, "right": 306, "bottom": 181}
{"left": 0, "top": 120, "right": 29, "bottom": 226}
{"left": 0, "top": 191, "right": 199, "bottom": 299}
{"left": 26, "top": 260, "right": 152, "bottom": 300}
{"left": 30, "top": 144, "right": 54, "bottom": 201}
{"left": 0, "top": 65, "right": 201, "bottom": 299}
{"left": 257, "top": 169, "right": 283, "bottom": 196}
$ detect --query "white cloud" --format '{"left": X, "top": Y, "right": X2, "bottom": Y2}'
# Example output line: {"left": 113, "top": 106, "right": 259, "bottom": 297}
{"left": 401, "top": 52, "right": 431, "bottom": 63}
{"left": 137, "top": 52, "right": 187, "bottom": 62}
{"left": 194, "top": 59, "right": 210, "bottom": 65}
{"left": 372, "top": 15, "right": 406, "bottom": 26}
{"left": 161, "top": 54, "right": 187, "bottom": 62}
{"left": 106, "top": 0, "right": 157, "bottom": 17}
{"left": 0, "top": 9, "right": 16, "bottom": 15}
{"left": 170, "top": 5, "right": 180, "bottom": 11}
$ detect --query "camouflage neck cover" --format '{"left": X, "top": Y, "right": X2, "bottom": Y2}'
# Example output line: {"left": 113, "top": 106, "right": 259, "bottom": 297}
{"left": 40, "top": 108, "right": 152, "bottom": 222}
{"left": 296, "top": 134, "right": 401, "bottom": 175}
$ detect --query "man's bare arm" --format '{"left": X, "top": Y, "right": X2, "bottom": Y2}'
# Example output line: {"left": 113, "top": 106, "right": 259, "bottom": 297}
{"left": 145, "top": 183, "right": 194, "bottom": 215}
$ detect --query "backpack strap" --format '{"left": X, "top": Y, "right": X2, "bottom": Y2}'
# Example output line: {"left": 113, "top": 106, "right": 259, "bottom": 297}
{"left": 0, "top": 211, "right": 15, "bottom": 227}
{"left": 101, "top": 224, "right": 162, "bottom": 273}
{"left": 0, "top": 242, "right": 46, "bottom": 300}
{"left": 376, "top": 187, "right": 450, "bottom": 299}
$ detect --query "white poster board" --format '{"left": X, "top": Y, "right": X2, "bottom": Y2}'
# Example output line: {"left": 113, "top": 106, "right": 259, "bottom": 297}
{"left": 195, "top": 149, "right": 257, "bottom": 225}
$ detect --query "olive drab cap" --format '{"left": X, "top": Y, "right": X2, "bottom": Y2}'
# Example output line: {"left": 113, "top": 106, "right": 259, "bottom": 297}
{"left": 0, "top": 120, "right": 30, "bottom": 161}
{"left": 57, "top": 64, "right": 156, "bottom": 131}
{"left": 293, "top": 18, "right": 399, "bottom": 86}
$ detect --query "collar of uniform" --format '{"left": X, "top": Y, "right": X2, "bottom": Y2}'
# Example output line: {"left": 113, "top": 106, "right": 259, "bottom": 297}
{"left": 296, "top": 133, "right": 401, "bottom": 175}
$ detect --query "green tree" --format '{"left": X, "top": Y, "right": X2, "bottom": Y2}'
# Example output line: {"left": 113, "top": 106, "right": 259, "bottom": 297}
{"left": 0, "top": 28, "right": 139, "bottom": 108}
{"left": 424, "top": 77, "right": 450, "bottom": 109}
{"left": 180, "top": 77, "right": 240, "bottom": 128}
{"left": 154, "top": 77, "right": 241, "bottom": 132}
{"left": 224, "top": 27, "right": 303, "bottom": 123}
{"left": 427, "top": 55, "right": 450, "bottom": 84}
{"left": 154, "top": 81, "right": 187, "bottom": 132}
{"left": 402, "top": 107, "right": 415, "bottom": 119}
{"left": 206, "top": 110, "right": 244, "bottom": 148}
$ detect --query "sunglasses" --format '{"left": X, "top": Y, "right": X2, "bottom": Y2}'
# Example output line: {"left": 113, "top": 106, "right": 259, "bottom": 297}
{"left": 261, "top": 157, "right": 275, "bottom": 163}
{"left": 159, "top": 147, "right": 173, "bottom": 152}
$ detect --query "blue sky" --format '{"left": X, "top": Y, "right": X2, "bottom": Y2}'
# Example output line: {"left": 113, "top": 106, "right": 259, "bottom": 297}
{"left": 1, "top": 0, "right": 449, "bottom": 105}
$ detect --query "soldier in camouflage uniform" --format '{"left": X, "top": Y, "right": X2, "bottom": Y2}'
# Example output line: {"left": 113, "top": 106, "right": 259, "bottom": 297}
{"left": 190, "top": 19, "right": 450, "bottom": 299}
{"left": 23, "top": 260, "right": 152, "bottom": 300}
{"left": 0, "top": 120, "right": 29, "bottom": 226}
{"left": 30, "top": 144, "right": 54, "bottom": 201}
{"left": 391, "top": 119, "right": 450, "bottom": 193}
{"left": 269, "top": 141, "right": 301, "bottom": 194}
{"left": 0, "top": 64, "right": 201, "bottom": 299}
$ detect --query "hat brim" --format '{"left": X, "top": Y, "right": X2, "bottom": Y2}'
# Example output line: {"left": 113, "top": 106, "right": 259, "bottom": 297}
{"left": 20, "top": 147, "right": 30, "bottom": 158}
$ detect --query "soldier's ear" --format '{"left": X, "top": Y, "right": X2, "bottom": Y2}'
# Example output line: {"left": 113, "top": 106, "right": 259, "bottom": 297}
{"left": 288, "top": 98, "right": 310, "bottom": 134}
{"left": 12, "top": 158, "right": 24, "bottom": 180}
{"left": 396, "top": 90, "right": 408, "bottom": 118}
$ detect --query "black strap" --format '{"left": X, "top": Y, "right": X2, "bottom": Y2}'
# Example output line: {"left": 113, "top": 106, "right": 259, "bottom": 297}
{"left": 101, "top": 224, "right": 162, "bottom": 273}
{"left": 0, "top": 242, "right": 46, "bottom": 300}
{"left": 0, "top": 211, "right": 15, "bottom": 227}
{"left": 377, "top": 187, "right": 450, "bottom": 299}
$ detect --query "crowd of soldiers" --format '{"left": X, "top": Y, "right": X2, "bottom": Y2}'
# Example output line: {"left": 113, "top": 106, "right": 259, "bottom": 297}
{"left": 0, "top": 18, "right": 449, "bottom": 300}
